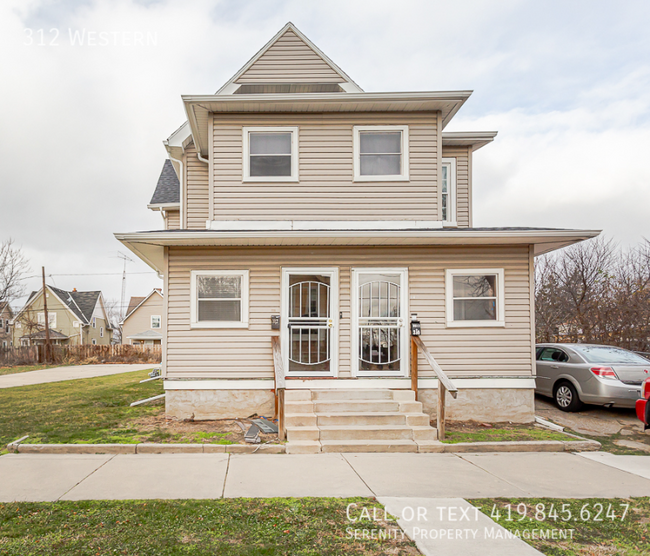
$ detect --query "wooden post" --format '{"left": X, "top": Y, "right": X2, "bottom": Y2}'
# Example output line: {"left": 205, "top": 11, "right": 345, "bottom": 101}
{"left": 278, "top": 389, "right": 285, "bottom": 441}
{"left": 437, "top": 382, "right": 446, "bottom": 441}
{"left": 410, "top": 337, "right": 418, "bottom": 401}
{"left": 41, "top": 267, "right": 51, "bottom": 365}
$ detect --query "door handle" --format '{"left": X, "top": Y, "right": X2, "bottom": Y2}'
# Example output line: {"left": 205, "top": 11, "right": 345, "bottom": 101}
{"left": 551, "top": 365, "right": 559, "bottom": 369}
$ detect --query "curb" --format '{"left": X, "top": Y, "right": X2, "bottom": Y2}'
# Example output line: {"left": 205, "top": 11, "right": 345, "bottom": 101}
{"left": 6, "top": 439, "right": 600, "bottom": 455}
{"left": 8, "top": 443, "right": 285, "bottom": 454}
{"left": 438, "top": 439, "right": 601, "bottom": 453}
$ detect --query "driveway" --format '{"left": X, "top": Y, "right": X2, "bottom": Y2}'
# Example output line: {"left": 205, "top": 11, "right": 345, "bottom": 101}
{"left": 0, "top": 364, "right": 156, "bottom": 389}
{"left": 535, "top": 395, "right": 650, "bottom": 453}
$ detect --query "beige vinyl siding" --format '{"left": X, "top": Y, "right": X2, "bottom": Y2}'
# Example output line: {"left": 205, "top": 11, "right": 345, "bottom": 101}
{"left": 166, "top": 210, "right": 180, "bottom": 229}
{"left": 442, "top": 145, "right": 471, "bottom": 228}
{"left": 166, "top": 245, "right": 533, "bottom": 380}
{"left": 236, "top": 29, "right": 343, "bottom": 84}
{"left": 122, "top": 293, "right": 164, "bottom": 344}
{"left": 184, "top": 143, "right": 209, "bottom": 229}
{"left": 211, "top": 112, "right": 438, "bottom": 220}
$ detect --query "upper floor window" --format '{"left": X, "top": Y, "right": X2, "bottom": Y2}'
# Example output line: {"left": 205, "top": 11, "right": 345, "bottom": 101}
{"left": 151, "top": 315, "right": 161, "bottom": 329}
{"left": 37, "top": 312, "right": 57, "bottom": 328}
{"left": 190, "top": 270, "right": 249, "bottom": 329}
{"left": 445, "top": 269, "right": 505, "bottom": 327}
{"left": 441, "top": 158, "right": 456, "bottom": 224}
{"left": 353, "top": 125, "right": 409, "bottom": 182}
{"left": 243, "top": 127, "right": 298, "bottom": 182}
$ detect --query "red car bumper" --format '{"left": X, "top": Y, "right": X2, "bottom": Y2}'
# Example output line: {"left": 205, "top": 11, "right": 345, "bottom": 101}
{"left": 637, "top": 398, "right": 649, "bottom": 430}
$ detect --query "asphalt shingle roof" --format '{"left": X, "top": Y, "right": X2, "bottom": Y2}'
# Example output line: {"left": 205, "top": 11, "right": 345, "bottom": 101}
{"left": 126, "top": 296, "right": 146, "bottom": 319}
{"left": 150, "top": 160, "right": 180, "bottom": 205}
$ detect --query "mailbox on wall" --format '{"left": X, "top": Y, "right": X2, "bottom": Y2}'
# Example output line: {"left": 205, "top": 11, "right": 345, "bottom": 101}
{"left": 271, "top": 315, "right": 281, "bottom": 330}
{"left": 410, "top": 313, "right": 421, "bottom": 336}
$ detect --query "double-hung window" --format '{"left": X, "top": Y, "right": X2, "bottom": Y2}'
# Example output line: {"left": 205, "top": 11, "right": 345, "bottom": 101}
{"left": 38, "top": 312, "right": 57, "bottom": 328}
{"left": 151, "top": 315, "right": 161, "bottom": 329}
{"left": 243, "top": 127, "right": 298, "bottom": 181}
{"left": 353, "top": 125, "right": 409, "bottom": 181}
{"left": 445, "top": 269, "right": 505, "bottom": 327}
{"left": 190, "top": 270, "right": 249, "bottom": 328}
{"left": 441, "top": 158, "right": 456, "bottom": 224}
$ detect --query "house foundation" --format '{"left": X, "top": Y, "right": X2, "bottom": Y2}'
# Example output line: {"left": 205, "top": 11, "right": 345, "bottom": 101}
{"left": 165, "top": 386, "right": 534, "bottom": 424}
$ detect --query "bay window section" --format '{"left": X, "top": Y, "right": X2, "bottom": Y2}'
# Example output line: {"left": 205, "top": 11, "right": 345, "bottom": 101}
{"left": 441, "top": 158, "right": 456, "bottom": 224}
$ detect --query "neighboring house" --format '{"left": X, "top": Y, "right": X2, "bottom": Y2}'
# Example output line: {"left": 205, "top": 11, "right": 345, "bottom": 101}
{"left": 116, "top": 23, "right": 599, "bottom": 430}
{"left": 12, "top": 286, "right": 113, "bottom": 346}
{"left": 121, "top": 289, "right": 164, "bottom": 345}
{"left": 0, "top": 302, "right": 13, "bottom": 348}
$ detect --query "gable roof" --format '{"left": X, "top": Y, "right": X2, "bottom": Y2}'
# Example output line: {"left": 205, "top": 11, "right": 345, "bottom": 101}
{"left": 217, "top": 22, "right": 363, "bottom": 94}
{"left": 15, "top": 286, "right": 101, "bottom": 326}
{"left": 121, "top": 289, "right": 163, "bottom": 324}
{"left": 0, "top": 302, "right": 12, "bottom": 318}
{"left": 149, "top": 160, "right": 180, "bottom": 207}
{"left": 126, "top": 297, "right": 146, "bottom": 318}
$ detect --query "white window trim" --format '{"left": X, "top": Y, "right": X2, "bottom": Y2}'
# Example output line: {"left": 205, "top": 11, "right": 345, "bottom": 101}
{"left": 242, "top": 126, "right": 299, "bottom": 182}
{"left": 151, "top": 315, "right": 162, "bottom": 329}
{"left": 92, "top": 317, "right": 96, "bottom": 328}
{"left": 37, "top": 312, "right": 57, "bottom": 329}
{"left": 190, "top": 270, "right": 250, "bottom": 329}
{"left": 445, "top": 268, "right": 505, "bottom": 328}
{"left": 441, "top": 157, "right": 457, "bottom": 225}
{"left": 92, "top": 338, "right": 97, "bottom": 345}
{"left": 100, "top": 327, "right": 104, "bottom": 338}
{"left": 353, "top": 125, "right": 410, "bottom": 182}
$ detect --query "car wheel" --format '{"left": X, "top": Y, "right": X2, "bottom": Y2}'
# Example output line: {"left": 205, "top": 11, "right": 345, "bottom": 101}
{"left": 554, "top": 381, "right": 582, "bottom": 412}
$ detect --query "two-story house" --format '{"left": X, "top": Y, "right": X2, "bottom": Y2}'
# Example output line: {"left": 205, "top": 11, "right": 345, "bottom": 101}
{"left": 121, "top": 289, "right": 164, "bottom": 345}
{"left": 116, "top": 23, "right": 598, "bottom": 451}
{"left": 12, "top": 286, "right": 113, "bottom": 346}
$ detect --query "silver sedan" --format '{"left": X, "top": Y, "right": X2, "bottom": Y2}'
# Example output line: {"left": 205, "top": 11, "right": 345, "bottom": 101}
{"left": 535, "top": 343, "right": 650, "bottom": 411}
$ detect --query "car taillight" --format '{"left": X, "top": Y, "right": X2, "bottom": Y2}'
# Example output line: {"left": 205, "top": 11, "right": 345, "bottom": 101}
{"left": 643, "top": 378, "right": 650, "bottom": 399}
{"left": 590, "top": 366, "right": 618, "bottom": 379}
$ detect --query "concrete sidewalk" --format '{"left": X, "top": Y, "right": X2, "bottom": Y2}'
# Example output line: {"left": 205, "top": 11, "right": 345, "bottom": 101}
{"left": 0, "top": 364, "right": 155, "bottom": 388}
{"left": 1, "top": 451, "right": 649, "bottom": 502}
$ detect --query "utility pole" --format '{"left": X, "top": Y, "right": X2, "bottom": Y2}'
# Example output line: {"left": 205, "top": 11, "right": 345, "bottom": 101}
{"left": 41, "top": 266, "right": 51, "bottom": 364}
{"left": 117, "top": 251, "right": 134, "bottom": 338}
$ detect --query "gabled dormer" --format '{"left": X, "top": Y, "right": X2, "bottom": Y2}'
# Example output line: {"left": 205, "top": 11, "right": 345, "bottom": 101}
{"left": 150, "top": 23, "right": 496, "bottom": 232}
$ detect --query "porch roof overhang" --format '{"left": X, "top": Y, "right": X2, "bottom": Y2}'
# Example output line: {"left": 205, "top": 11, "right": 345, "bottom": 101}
{"left": 182, "top": 91, "right": 472, "bottom": 158}
{"left": 114, "top": 227, "right": 601, "bottom": 275}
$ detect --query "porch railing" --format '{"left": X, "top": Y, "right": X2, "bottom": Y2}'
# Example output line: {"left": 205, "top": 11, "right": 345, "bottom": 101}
{"left": 411, "top": 336, "right": 458, "bottom": 440}
{"left": 271, "top": 336, "right": 286, "bottom": 440}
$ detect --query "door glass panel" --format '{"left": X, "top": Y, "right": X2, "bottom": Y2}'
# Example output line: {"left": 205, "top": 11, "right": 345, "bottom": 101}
{"left": 288, "top": 274, "right": 331, "bottom": 373}
{"left": 358, "top": 272, "right": 402, "bottom": 372}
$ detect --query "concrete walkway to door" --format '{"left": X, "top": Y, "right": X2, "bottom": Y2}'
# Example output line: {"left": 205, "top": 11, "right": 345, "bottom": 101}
{"left": 0, "top": 364, "right": 156, "bottom": 389}
{"left": 1, "top": 451, "right": 649, "bottom": 502}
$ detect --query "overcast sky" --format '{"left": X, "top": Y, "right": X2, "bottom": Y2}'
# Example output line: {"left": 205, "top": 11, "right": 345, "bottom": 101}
{"left": 1, "top": 0, "right": 649, "bottom": 313}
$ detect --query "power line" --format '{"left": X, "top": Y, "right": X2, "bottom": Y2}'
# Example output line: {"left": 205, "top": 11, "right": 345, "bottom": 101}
{"left": 19, "top": 272, "right": 157, "bottom": 281}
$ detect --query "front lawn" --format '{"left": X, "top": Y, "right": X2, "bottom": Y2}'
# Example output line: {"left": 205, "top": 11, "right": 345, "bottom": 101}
{"left": 0, "top": 370, "right": 276, "bottom": 450}
{"left": 439, "top": 422, "right": 573, "bottom": 444}
{"left": 473, "top": 497, "right": 650, "bottom": 555}
{"left": 0, "top": 498, "right": 419, "bottom": 555}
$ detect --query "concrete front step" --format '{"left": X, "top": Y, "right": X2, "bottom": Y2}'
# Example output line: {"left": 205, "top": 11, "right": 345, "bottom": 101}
{"left": 283, "top": 388, "right": 436, "bottom": 452}
{"left": 313, "top": 400, "right": 400, "bottom": 413}
{"left": 318, "top": 412, "right": 407, "bottom": 426}
{"left": 312, "top": 389, "right": 394, "bottom": 401}
{"left": 319, "top": 425, "right": 415, "bottom": 441}
{"left": 320, "top": 439, "right": 418, "bottom": 453}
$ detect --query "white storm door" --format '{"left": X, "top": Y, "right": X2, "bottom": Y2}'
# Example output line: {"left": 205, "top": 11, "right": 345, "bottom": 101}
{"left": 281, "top": 268, "right": 338, "bottom": 377}
{"left": 352, "top": 268, "right": 408, "bottom": 377}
